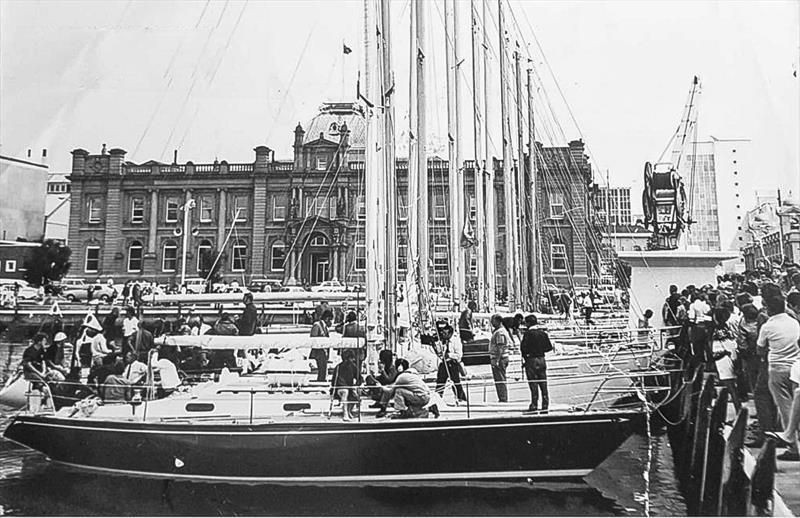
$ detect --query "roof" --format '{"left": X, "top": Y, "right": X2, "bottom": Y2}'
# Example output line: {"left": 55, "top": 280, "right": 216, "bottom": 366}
{"left": 47, "top": 172, "right": 70, "bottom": 183}
{"left": 602, "top": 224, "right": 651, "bottom": 235}
{"left": 302, "top": 103, "right": 366, "bottom": 150}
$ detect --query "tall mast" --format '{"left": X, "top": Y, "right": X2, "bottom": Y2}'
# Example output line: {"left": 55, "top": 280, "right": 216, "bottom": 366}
{"left": 415, "top": 0, "right": 429, "bottom": 326}
{"left": 407, "top": 0, "right": 418, "bottom": 269}
{"left": 454, "top": 0, "right": 465, "bottom": 308}
{"left": 445, "top": 0, "right": 462, "bottom": 311}
{"left": 513, "top": 48, "right": 527, "bottom": 309}
{"left": 470, "top": 0, "right": 486, "bottom": 310}
{"left": 482, "top": 0, "right": 496, "bottom": 311}
{"left": 526, "top": 66, "right": 538, "bottom": 311}
{"left": 498, "top": 0, "right": 516, "bottom": 311}
{"left": 380, "top": 0, "right": 397, "bottom": 348}
{"left": 363, "top": 0, "right": 384, "bottom": 344}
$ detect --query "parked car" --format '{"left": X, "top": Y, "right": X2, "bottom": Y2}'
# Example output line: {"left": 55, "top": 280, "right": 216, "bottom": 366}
{"left": 249, "top": 279, "right": 283, "bottom": 293}
{"left": 310, "top": 280, "right": 346, "bottom": 293}
{"left": 61, "top": 281, "right": 117, "bottom": 303}
{"left": 183, "top": 278, "right": 208, "bottom": 294}
{"left": 0, "top": 281, "right": 40, "bottom": 302}
{"left": 279, "top": 286, "right": 308, "bottom": 293}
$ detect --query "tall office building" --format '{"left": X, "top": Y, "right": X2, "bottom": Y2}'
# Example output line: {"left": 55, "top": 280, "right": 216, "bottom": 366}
{"left": 595, "top": 186, "right": 632, "bottom": 226}
{"left": 681, "top": 138, "right": 751, "bottom": 251}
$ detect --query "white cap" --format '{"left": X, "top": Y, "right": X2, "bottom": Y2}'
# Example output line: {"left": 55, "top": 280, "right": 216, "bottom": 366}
{"left": 54, "top": 332, "right": 67, "bottom": 341}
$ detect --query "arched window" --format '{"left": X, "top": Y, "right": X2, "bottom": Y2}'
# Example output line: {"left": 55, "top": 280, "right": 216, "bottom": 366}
{"left": 231, "top": 240, "right": 247, "bottom": 272}
{"left": 128, "top": 241, "right": 143, "bottom": 272}
{"left": 271, "top": 241, "right": 285, "bottom": 272}
{"left": 197, "top": 240, "right": 213, "bottom": 273}
{"left": 309, "top": 234, "right": 328, "bottom": 247}
{"left": 162, "top": 241, "right": 178, "bottom": 272}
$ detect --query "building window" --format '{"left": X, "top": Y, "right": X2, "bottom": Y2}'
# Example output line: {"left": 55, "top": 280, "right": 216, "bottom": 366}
{"left": 355, "top": 240, "right": 366, "bottom": 270}
{"left": 233, "top": 195, "right": 248, "bottom": 222}
{"left": 470, "top": 252, "right": 477, "bottom": 275}
{"left": 549, "top": 193, "right": 565, "bottom": 220}
{"left": 433, "top": 244, "right": 448, "bottom": 272}
{"left": 316, "top": 155, "right": 328, "bottom": 171}
{"left": 197, "top": 240, "right": 212, "bottom": 272}
{"left": 231, "top": 241, "right": 247, "bottom": 271}
{"left": 88, "top": 198, "right": 102, "bottom": 224}
{"left": 271, "top": 242, "right": 285, "bottom": 271}
{"left": 398, "top": 236, "right": 408, "bottom": 272}
{"left": 433, "top": 193, "right": 447, "bottom": 220}
{"left": 551, "top": 243, "right": 567, "bottom": 272}
{"left": 357, "top": 195, "right": 366, "bottom": 221}
{"left": 131, "top": 197, "right": 145, "bottom": 224}
{"left": 273, "top": 196, "right": 286, "bottom": 221}
{"left": 85, "top": 246, "right": 100, "bottom": 273}
{"left": 398, "top": 193, "right": 408, "bottom": 221}
{"left": 310, "top": 234, "right": 328, "bottom": 247}
{"left": 165, "top": 198, "right": 180, "bottom": 223}
{"left": 199, "top": 196, "right": 213, "bottom": 222}
{"left": 4, "top": 260, "right": 17, "bottom": 273}
{"left": 128, "top": 241, "right": 143, "bottom": 272}
{"left": 162, "top": 242, "right": 178, "bottom": 272}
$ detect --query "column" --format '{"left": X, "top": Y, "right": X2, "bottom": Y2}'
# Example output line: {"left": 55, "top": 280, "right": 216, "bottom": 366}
{"left": 289, "top": 249, "right": 297, "bottom": 284}
{"left": 331, "top": 247, "right": 339, "bottom": 280}
{"left": 147, "top": 190, "right": 158, "bottom": 254}
{"left": 217, "top": 189, "right": 226, "bottom": 249}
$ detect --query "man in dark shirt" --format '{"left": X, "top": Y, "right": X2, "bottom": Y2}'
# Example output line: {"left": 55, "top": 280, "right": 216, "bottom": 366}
{"left": 22, "top": 333, "right": 49, "bottom": 380}
{"left": 520, "top": 314, "right": 553, "bottom": 412}
{"left": 502, "top": 313, "right": 524, "bottom": 344}
{"left": 458, "top": 301, "right": 477, "bottom": 342}
{"left": 237, "top": 293, "right": 258, "bottom": 336}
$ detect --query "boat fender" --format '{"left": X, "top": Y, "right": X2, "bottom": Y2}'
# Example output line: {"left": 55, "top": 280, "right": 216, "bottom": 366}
{"left": 174, "top": 457, "right": 184, "bottom": 469}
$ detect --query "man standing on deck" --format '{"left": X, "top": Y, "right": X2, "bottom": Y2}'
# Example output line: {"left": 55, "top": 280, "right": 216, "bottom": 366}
{"left": 310, "top": 309, "right": 333, "bottom": 382}
{"left": 434, "top": 320, "right": 466, "bottom": 402}
{"left": 520, "top": 314, "right": 553, "bottom": 412}
{"left": 458, "top": 301, "right": 477, "bottom": 342}
{"left": 237, "top": 293, "right": 258, "bottom": 336}
{"left": 489, "top": 314, "right": 511, "bottom": 403}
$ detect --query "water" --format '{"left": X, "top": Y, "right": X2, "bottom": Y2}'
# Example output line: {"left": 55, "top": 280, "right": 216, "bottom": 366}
{"left": 0, "top": 325, "right": 684, "bottom": 516}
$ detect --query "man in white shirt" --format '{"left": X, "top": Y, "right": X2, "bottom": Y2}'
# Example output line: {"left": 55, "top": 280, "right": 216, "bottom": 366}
{"left": 122, "top": 351, "right": 148, "bottom": 385}
{"left": 122, "top": 306, "right": 139, "bottom": 344}
{"left": 767, "top": 357, "right": 800, "bottom": 456}
{"left": 150, "top": 349, "right": 181, "bottom": 398}
{"left": 758, "top": 296, "right": 800, "bottom": 461}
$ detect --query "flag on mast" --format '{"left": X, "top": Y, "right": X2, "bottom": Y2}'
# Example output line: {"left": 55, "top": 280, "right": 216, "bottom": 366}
{"left": 343, "top": 42, "right": 352, "bottom": 55}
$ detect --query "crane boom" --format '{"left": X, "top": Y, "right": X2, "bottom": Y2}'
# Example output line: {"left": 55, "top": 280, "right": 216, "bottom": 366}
{"left": 642, "top": 76, "right": 701, "bottom": 250}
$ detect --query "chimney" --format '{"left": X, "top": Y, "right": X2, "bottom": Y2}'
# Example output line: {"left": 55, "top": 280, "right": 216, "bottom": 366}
{"left": 173, "top": 149, "right": 178, "bottom": 164}
{"left": 293, "top": 123, "right": 305, "bottom": 170}
{"left": 41, "top": 149, "right": 48, "bottom": 165}
{"left": 27, "top": 149, "right": 31, "bottom": 158}
{"left": 254, "top": 146, "right": 272, "bottom": 174}
{"left": 108, "top": 148, "right": 127, "bottom": 175}
{"left": 71, "top": 148, "right": 89, "bottom": 176}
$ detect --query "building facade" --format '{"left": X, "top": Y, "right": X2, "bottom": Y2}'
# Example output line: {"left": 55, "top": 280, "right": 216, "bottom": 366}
{"left": 595, "top": 186, "right": 632, "bottom": 226}
{"left": 67, "top": 103, "right": 597, "bottom": 295}
{"left": 681, "top": 138, "right": 751, "bottom": 251}
{"left": 45, "top": 172, "right": 71, "bottom": 241}
{"left": 0, "top": 154, "right": 48, "bottom": 241}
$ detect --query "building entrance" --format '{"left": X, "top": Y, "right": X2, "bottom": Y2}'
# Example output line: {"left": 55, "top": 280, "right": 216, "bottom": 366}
{"left": 310, "top": 253, "right": 329, "bottom": 285}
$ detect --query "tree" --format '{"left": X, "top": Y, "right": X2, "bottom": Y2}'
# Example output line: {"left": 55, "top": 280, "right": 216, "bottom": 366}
{"left": 198, "top": 248, "right": 224, "bottom": 292}
{"left": 23, "top": 239, "right": 72, "bottom": 288}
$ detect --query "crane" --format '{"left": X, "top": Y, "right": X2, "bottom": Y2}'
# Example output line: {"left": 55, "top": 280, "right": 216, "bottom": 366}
{"left": 642, "top": 76, "right": 701, "bottom": 250}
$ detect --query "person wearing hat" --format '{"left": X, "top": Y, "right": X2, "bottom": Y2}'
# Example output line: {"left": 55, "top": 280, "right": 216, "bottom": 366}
{"left": 45, "top": 331, "right": 73, "bottom": 378}
{"left": 520, "top": 314, "right": 552, "bottom": 412}
{"left": 434, "top": 320, "right": 466, "bottom": 402}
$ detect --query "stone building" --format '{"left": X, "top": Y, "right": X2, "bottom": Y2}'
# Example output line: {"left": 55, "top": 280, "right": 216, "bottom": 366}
{"left": 66, "top": 102, "right": 597, "bottom": 295}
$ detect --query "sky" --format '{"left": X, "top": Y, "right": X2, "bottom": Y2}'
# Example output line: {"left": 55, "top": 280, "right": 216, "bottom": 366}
{"left": 1, "top": 0, "right": 798, "bottom": 212}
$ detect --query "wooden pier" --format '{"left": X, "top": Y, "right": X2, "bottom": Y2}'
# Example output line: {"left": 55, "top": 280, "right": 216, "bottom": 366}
{"left": 668, "top": 367, "right": 796, "bottom": 516}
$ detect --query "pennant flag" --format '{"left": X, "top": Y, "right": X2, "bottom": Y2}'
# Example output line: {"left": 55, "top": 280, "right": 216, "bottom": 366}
{"left": 49, "top": 301, "right": 63, "bottom": 317}
{"left": 343, "top": 43, "right": 352, "bottom": 55}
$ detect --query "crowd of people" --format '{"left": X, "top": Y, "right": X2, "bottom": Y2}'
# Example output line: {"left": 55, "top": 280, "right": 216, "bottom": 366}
{"left": 661, "top": 269, "right": 800, "bottom": 461}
